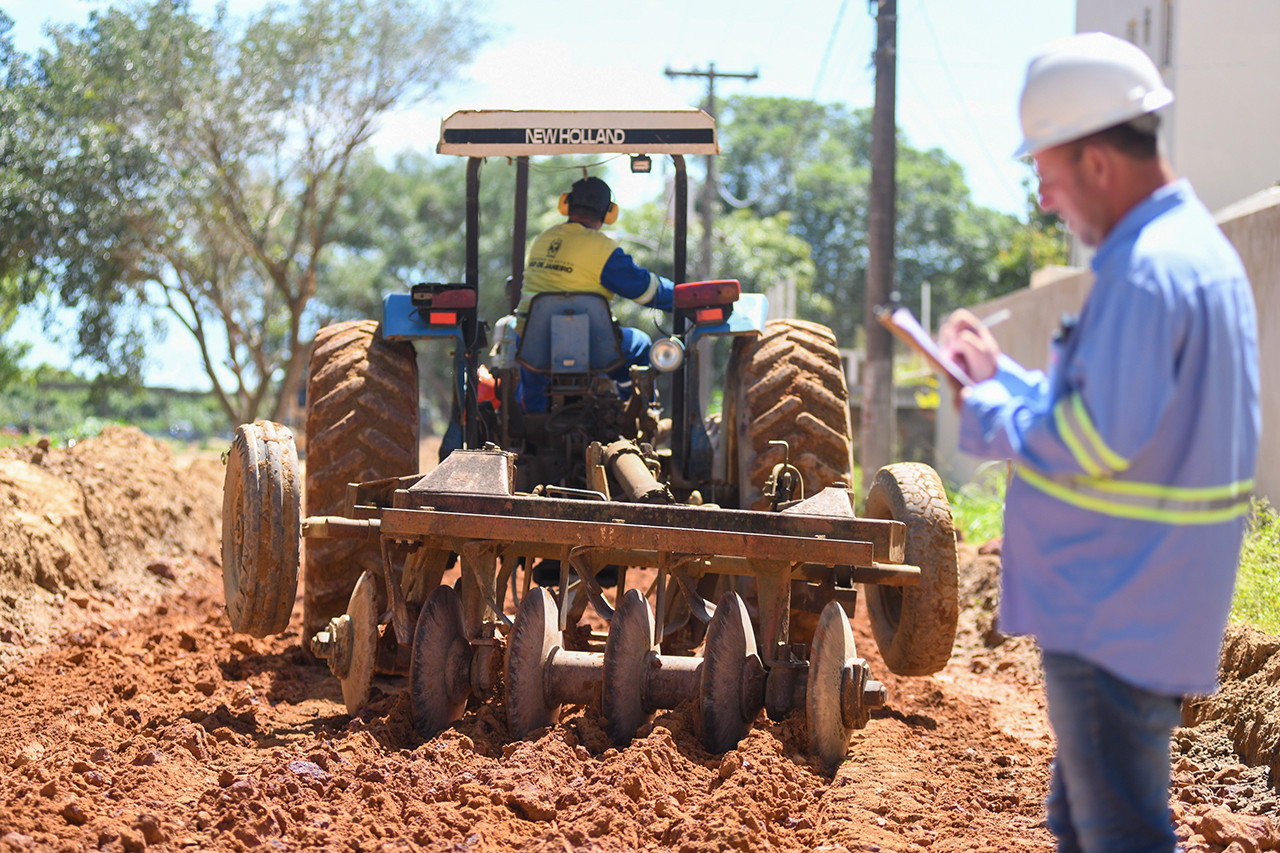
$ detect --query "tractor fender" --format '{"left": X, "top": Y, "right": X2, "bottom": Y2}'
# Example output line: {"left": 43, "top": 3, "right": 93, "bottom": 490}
{"left": 381, "top": 292, "right": 466, "bottom": 343}
{"left": 687, "top": 292, "right": 770, "bottom": 346}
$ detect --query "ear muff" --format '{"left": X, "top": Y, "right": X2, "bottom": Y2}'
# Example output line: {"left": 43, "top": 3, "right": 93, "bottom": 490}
{"left": 558, "top": 192, "right": 571, "bottom": 216}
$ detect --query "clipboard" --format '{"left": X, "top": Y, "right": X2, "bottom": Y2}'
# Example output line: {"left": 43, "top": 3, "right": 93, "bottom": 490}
{"left": 874, "top": 305, "right": 974, "bottom": 388}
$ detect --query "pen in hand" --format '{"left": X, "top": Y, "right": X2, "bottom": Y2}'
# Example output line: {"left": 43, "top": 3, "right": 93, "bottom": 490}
{"left": 978, "top": 308, "right": 1011, "bottom": 329}
{"left": 939, "top": 307, "right": 1004, "bottom": 387}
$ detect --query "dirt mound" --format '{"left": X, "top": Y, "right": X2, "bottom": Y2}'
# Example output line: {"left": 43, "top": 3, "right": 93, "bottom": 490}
{"left": 0, "top": 426, "right": 222, "bottom": 669}
{"left": 1181, "top": 627, "right": 1280, "bottom": 792}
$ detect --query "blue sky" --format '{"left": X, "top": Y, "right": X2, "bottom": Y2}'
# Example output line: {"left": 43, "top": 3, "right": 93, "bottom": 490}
{"left": 6, "top": 0, "right": 1077, "bottom": 387}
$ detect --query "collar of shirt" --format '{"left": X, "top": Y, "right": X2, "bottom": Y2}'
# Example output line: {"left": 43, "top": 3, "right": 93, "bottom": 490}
{"left": 1090, "top": 178, "right": 1193, "bottom": 274}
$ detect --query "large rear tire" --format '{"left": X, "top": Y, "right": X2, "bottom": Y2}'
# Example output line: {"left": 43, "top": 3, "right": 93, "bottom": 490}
{"left": 863, "top": 462, "right": 959, "bottom": 676}
{"left": 719, "top": 319, "right": 855, "bottom": 646}
{"left": 303, "top": 320, "right": 418, "bottom": 648}
{"left": 727, "top": 319, "right": 854, "bottom": 510}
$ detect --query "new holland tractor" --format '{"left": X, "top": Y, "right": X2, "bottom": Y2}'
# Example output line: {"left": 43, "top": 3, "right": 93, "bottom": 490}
{"left": 220, "top": 109, "right": 959, "bottom": 767}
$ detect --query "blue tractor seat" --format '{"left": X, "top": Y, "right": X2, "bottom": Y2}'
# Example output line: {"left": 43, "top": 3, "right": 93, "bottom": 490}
{"left": 515, "top": 292, "right": 626, "bottom": 376}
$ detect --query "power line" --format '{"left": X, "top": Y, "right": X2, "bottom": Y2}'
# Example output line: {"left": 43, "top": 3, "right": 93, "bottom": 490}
{"left": 915, "top": 0, "right": 1024, "bottom": 211}
{"left": 664, "top": 63, "right": 758, "bottom": 279}
{"left": 811, "top": 0, "right": 854, "bottom": 99}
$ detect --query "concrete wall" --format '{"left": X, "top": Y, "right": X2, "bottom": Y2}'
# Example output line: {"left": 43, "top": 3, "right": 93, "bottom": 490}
{"left": 1220, "top": 188, "right": 1280, "bottom": 503}
{"left": 936, "top": 186, "right": 1280, "bottom": 503}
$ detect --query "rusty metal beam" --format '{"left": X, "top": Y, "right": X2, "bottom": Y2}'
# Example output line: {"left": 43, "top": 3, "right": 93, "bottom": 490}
{"left": 378, "top": 507, "right": 875, "bottom": 567}
{"left": 396, "top": 490, "right": 904, "bottom": 562}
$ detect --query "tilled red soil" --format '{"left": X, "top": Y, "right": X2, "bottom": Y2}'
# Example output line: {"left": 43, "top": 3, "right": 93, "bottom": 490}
{"left": 1, "top": 428, "right": 1278, "bottom": 852}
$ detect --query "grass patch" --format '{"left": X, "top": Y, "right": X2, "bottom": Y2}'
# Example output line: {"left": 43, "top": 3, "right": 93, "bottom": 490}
{"left": 1232, "top": 499, "right": 1280, "bottom": 633}
{"left": 947, "top": 462, "right": 1007, "bottom": 545}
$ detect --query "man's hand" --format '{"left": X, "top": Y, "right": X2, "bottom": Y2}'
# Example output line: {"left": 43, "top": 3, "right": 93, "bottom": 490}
{"left": 939, "top": 309, "right": 1001, "bottom": 386}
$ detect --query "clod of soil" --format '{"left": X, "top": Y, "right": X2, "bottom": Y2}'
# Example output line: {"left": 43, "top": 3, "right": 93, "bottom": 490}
{"left": 0, "top": 429, "right": 1278, "bottom": 851}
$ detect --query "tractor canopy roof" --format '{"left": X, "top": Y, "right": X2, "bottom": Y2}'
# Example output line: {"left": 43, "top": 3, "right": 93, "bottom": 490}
{"left": 437, "top": 109, "right": 719, "bottom": 158}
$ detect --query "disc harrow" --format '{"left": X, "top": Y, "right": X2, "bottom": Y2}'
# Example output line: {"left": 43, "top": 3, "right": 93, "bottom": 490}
{"left": 225, "top": 445, "right": 951, "bottom": 766}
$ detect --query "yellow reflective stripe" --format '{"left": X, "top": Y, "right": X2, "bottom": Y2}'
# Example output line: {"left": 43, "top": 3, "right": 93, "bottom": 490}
{"left": 1084, "top": 476, "right": 1255, "bottom": 501}
{"left": 1054, "top": 394, "right": 1129, "bottom": 477}
{"left": 1070, "top": 395, "right": 1129, "bottom": 472}
{"left": 1054, "top": 399, "right": 1106, "bottom": 477}
{"left": 1017, "top": 466, "right": 1253, "bottom": 525}
{"left": 634, "top": 272, "right": 660, "bottom": 306}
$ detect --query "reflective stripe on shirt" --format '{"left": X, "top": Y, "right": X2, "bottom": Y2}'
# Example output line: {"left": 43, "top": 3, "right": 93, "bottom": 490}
{"left": 1017, "top": 465, "right": 1253, "bottom": 525}
{"left": 634, "top": 272, "right": 661, "bottom": 306}
{"left": 1053, "top": 393, "right": 1129, "bottom": 477}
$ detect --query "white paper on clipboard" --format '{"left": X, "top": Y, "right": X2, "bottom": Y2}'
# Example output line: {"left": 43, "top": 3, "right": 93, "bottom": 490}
{"left": 875, "top": 306, "right": 974, "bottom": 388}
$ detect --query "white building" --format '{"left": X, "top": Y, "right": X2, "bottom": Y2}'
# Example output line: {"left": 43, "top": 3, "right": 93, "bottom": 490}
{"left": 1075, "top": 0, "right": 1280, "bottom": 214}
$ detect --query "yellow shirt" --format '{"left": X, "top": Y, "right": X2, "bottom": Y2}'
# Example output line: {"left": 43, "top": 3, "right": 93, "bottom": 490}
{"left": 519, "top": 222, "right": 617, "bottom": 316}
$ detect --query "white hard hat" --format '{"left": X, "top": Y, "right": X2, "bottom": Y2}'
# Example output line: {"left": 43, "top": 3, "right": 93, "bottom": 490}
{"left": 1015, "top": 32, "right": 1173, "bottom": 157}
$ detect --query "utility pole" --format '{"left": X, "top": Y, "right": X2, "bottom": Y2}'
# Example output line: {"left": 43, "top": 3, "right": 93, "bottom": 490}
{"left": 862, "top": 0, "right": 897, "bottom": 479}
{"left": 664, "top": 63, "right": 757, "bottom": 280}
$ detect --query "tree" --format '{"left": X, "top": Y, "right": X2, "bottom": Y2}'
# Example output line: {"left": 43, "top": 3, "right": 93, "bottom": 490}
{"left": 1, "top": 12, "right": 37, "bottom": 287}
{"left": 1, "top": 12, "right": 54, "bottom": 387}
{"left": 324, "top": 152, "right": 585, "bottom": 323}
{"left": 24, "top": 0, "right": 484, "bottom": 424}
{"left": 715, "top": 95, "right": 1033, "bottom": 344}
{"left": 990, "top": 185, "right": 1070, "bottom": 295}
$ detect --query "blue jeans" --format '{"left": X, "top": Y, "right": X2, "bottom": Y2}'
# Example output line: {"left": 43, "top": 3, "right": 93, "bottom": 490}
{"left": 1041, "top": 651, "right": 1183, "bottom": 853}
{"left": 516, "top": 326, "right": 651, "bottom": 412}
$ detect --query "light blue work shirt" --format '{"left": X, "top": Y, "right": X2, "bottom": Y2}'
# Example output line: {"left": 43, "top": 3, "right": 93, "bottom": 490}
{"left": 959, "top": 179, "right": 1261, "bottom": 696}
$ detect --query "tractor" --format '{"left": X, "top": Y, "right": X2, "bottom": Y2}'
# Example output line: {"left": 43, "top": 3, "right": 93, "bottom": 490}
{"left": 220, "top": 109, "right": 959, "bottom": 766}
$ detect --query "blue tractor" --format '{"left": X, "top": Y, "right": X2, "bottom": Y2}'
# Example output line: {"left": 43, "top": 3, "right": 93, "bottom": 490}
{"left": 220, "top": 110, "right": 958, "bottom": 767}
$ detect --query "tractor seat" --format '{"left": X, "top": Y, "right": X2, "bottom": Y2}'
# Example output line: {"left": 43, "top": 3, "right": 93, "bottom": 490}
{"left": 515, "top": 292, "right": 626, "bottom": 375}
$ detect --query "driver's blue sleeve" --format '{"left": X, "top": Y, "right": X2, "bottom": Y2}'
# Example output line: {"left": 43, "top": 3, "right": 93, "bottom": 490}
{"left": 600, "top": 249, "right": 674, "bottom": 311}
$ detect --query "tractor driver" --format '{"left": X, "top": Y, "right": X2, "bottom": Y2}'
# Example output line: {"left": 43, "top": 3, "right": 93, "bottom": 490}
{"left": 515, "top": 175, "right": 674, "bottom": 412}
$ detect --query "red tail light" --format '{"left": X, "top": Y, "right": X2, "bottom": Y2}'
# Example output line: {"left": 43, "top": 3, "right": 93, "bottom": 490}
{"left": 431, "top": 288, "right": 477, "bottom": 309}
{"left": 674, "top": 279, "right": 740, "bottom": 310}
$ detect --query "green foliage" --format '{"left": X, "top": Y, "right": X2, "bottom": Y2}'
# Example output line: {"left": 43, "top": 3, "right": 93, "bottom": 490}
{"left": 0, "top": 277, "right": 32, "bottom": 390}
{"left": 11, "top": 0, "right": 485, "bottom": 424}
{"left": 947, "top": 462, "right": 1007, "bottom": 545}
{"left": 715, "top": 95, "right": 1032, "bottom": 344}
{"left": 989, "top": 184, "right": 1071, "bottom": 293}
{"left": 0, "top": 416, "right": 118, "bottom": 450}
{"left": 0, "top": 12, "right": 53, "bottom": 365}
{"left": 1232, "top": 499, "right": 1280, "bottom": 633}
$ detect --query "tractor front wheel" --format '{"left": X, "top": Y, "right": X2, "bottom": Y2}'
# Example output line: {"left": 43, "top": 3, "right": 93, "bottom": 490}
{"left": 221, "top": 420, "right": 301, "bottom": 637}
{"left": 863, "top": 462, "right": 959, "bottom": 676}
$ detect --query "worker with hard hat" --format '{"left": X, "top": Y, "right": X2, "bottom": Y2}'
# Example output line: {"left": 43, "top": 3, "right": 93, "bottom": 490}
{"left": 941, "top": 32, "right": 1259, "bottom": 852}
{"left": 516, "top": 175, "right": 673, "bottom": 411}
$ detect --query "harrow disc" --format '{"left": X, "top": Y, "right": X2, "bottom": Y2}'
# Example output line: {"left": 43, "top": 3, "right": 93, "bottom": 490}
{"left": 505, "top": 587, "right": 563, "bottom": 738}
{"left": 338, "top": 570, "right": 378, "bottom": 716}
{"left": 410, "top": 584, "right": 472, "bottom": 739}
{"left": 699, "top": 591, "right": 765, "bottom": 754}
{"left": 602, "top": 589, "right": 658, "bottom": 745}
{"left": 807, "top": 600, "right": 857, "bottom": 767}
